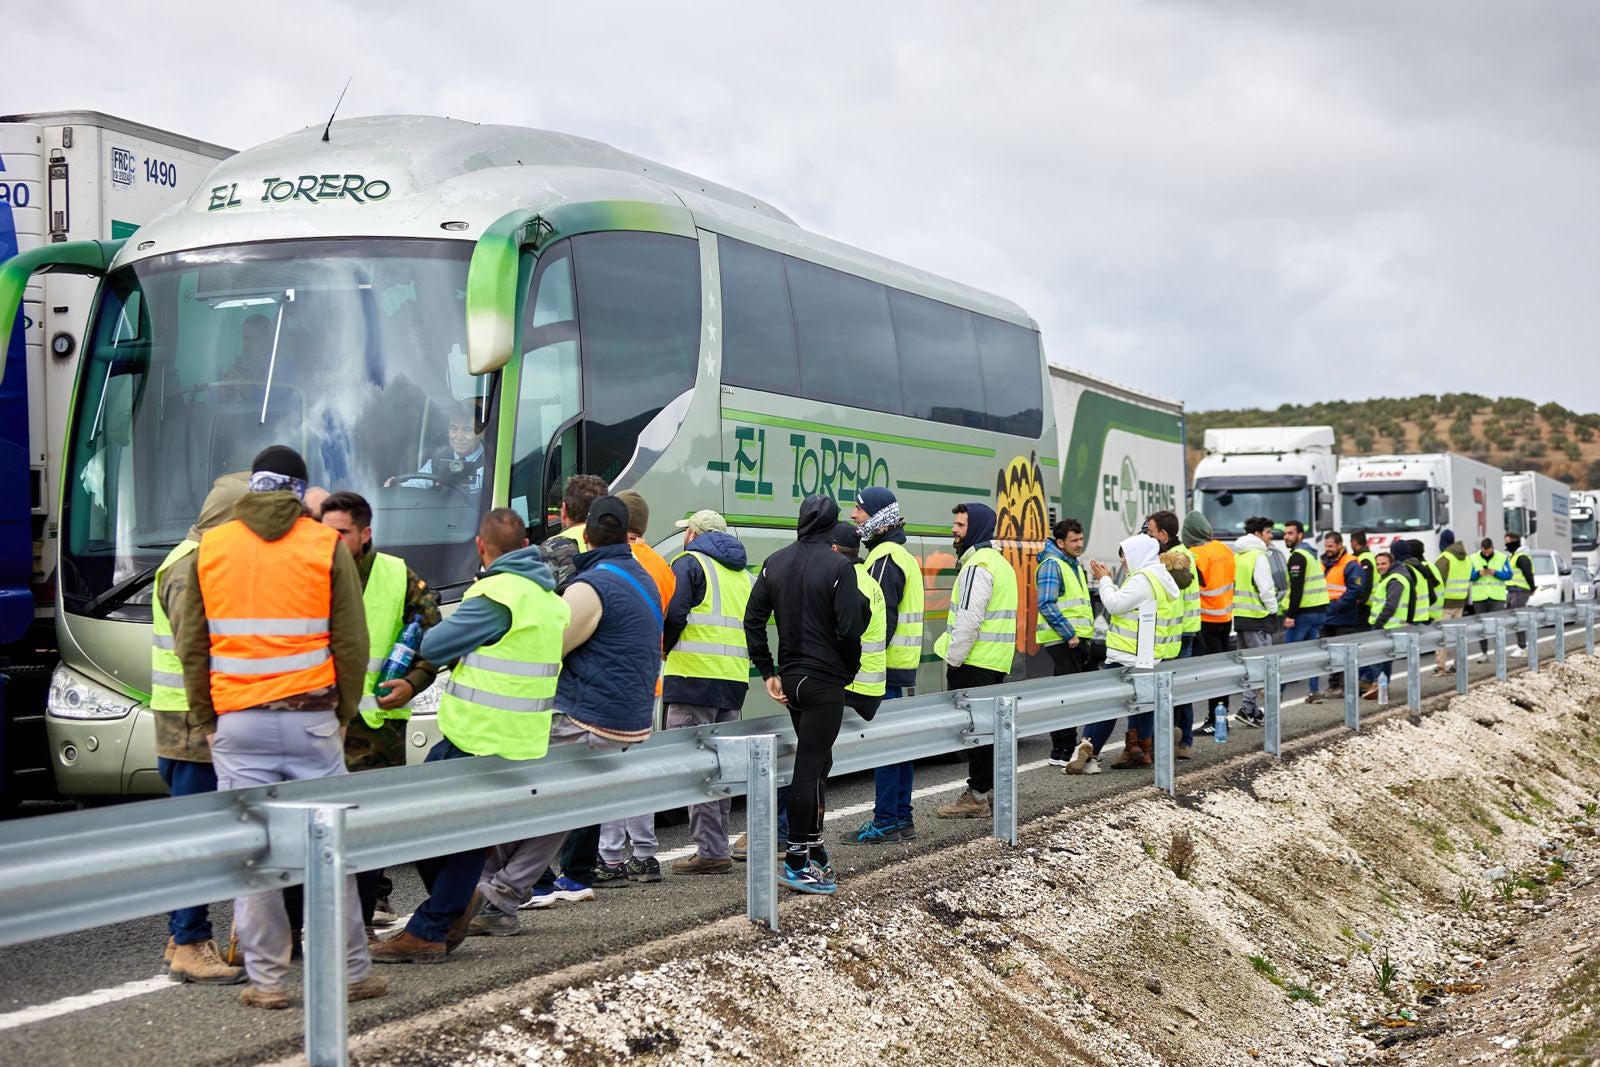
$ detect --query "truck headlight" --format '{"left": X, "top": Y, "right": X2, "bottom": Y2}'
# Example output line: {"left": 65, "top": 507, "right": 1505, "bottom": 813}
{"left": 48, "top": 666, "right": 135, "bottom": 720}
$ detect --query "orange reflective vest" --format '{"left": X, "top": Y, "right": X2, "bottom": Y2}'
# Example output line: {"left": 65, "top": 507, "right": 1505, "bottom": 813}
{"left": 198, "top": 516, "right": 338, "bottom": 713}
{"left": 1324, "top": 552, "right": 1356, "bottom": 601}
{"left": 1191, "top": 540, "right": 1236, "bottom": 624}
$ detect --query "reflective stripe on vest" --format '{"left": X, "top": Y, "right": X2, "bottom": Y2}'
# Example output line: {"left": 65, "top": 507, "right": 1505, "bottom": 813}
{"left": 664, "top": 551, "right": 753, "bottom": 683}
{"left": 1471, "top": 552, "right": 1509, "bottom": 603}
{"left": 1507, "top": 549, "right": 1532, "bottom": 591}
{"left": 437, "top": 571, "right": 569, "bottom": 759}
{"left": 948, "top": 546, "right": 1017, "bottom": 674}
{"left": 1288, "top": 546, "right": 1329, "bottom": 610}
{"left": 1034, "top": 553, "right": 1093, "bottom": 647}
{"left": 866, "top": 540, "right": 924, "bottom": 671}
{"left": 1369, "top": 570, "right": 1412, "bottom": 630}
{"left": 1106, "top": 566, "right": 1180, "bottom": 660}
{"left": 848, "top": 562, "right": 888, "bottom": 697}
{"left": 357, "top": 552, "right": 411, "bottom": 727}
{"left": 1173, "top": 544, "right": 1202, "bottom": 634}
{"left": 1325, "top": 552, "right": 1355, "bottom": 602}
{"left": 1194, "top": 540, "right": 1235, "bottom": 622}
{"left": 1439, "top": 553, "right": 1471, "bottom": 601}
{"left": 150, "top": 540, "right": 200, "bottom": 712}
{"left": 198, "top": 517, "right": 337, "bottom": 713}
{"left": 1232, "top": 550, "right": 1273, "bottom": 620}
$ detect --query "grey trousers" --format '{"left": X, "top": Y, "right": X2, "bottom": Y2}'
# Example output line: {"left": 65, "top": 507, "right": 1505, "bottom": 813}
{"left": 598, "top": 815, "right": 657, "bottom": 863}
{"left": 665, "top": 703, "right": 740, "bottom": 860}
{"left": 1507, "top": 588, "right": 1531, "bottom": 647}
{"left": 475, "top": 714, "right": 632, "bottom": 915}
{"left": 210, "top": 710, "right": 370, "bottom": 990}
{"left": 1236, "top": 628, "right": 1278, "bottom": 714}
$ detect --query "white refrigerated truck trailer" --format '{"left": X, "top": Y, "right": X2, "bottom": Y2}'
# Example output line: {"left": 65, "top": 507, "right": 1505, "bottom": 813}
{"left": 1337, "top": 452, "right": 1503, "bottom": 560}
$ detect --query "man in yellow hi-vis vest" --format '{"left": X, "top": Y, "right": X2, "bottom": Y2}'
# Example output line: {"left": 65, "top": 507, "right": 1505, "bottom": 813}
{"left": 936, "top": 502, "right": 1018, "bottom": 820}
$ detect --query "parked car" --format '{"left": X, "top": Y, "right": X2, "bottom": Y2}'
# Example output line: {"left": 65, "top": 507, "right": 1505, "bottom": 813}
{"left": 1526, "top": 549, "right": 1573, "bottom": 607}
{"left": 1572, "top": 562, "right": 1595, "bottom": 602}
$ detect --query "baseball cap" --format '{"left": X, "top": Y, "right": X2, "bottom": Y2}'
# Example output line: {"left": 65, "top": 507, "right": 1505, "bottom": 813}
{"left": 614, "top": 489, "right": 650, "bottom": 537}
{"left": 674, "top": 509, "right": 728, "bottom": 534}
{"left": 829, "top": 521, "right": 861, "bottom": 554}
{"left": 585, "top": 495, "right": 629, "bottom": 539}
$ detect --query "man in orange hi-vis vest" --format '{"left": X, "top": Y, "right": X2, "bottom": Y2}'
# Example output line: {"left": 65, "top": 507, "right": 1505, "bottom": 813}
{"left": 1181, "top": 510, "right": 1237, "bottom": 734}
{"left": 178, "top": 446, "right": 381, "bottom": 1012}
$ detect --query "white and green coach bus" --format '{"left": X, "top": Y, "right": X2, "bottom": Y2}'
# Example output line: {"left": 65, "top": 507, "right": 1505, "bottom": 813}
{"left": 0, "top": 116, "right": 1059, "bottom": 796}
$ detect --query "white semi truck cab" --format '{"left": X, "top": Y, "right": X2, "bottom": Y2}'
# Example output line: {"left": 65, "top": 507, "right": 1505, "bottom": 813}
{"left": 1191, "top": 426, "right": 1336, "bottom": 540}
{"left": 1502, "top": 470, "right": 1572, "bottom": 558}
{"left": 1337, "top": 452, "right": 1504, "bottom": 559}
{"left": 1570, "top": 490, "right": 1599, "bottom": 575}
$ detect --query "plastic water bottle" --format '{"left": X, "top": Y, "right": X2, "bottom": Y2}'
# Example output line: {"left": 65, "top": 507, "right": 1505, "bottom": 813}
{"left": 376, "top": 619, "right": 423, "bottom": 694}
{"left": 1213, "top": 702, "right": 1228, "bottom": 744}
{"left": 1377, "top": 672, "right": 1389, "bottom": 707}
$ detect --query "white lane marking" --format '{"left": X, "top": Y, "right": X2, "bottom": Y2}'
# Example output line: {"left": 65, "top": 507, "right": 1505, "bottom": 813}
{"left": 0, "top": 975, "right": 170, "bottom": 1032}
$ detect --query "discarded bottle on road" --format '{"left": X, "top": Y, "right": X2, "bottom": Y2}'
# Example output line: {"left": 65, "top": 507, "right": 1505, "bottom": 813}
{"left": 1377, "top": 672, "right": 1389, "bottom": 706}
{"left": 376, "top": 619, "right": 423, "bottom": 694}
{"left": 1213, "top": 701, "right": 1228, "bottom": 744}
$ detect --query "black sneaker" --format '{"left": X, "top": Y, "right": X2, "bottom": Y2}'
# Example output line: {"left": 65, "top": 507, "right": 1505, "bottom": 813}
{"left": 1047, "top": 748, "right": 1069, "bottom": 767}
{"left": 1198, "top": 723, "right": 1215, "bottom": 736}
{"left": 593, "top": 860, "right": 632, "bottom": 888}
{"left": 626, "top": 856, "right": 662, "bottom": 883}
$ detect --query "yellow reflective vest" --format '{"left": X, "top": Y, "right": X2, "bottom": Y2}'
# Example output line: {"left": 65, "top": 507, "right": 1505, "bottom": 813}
{"left": 847, "top": 562, "right": 887, "bottom": 697}
{"left": 150, "top": 540, "right": 200, "bottom": 712}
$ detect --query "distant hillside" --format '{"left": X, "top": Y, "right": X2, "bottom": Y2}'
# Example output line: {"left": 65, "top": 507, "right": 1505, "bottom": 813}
{"left": 1186, "top": 396, "right": 1600, "bottom": 487}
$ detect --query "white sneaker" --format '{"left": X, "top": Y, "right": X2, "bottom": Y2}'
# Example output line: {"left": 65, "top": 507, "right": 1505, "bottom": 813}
{"left": 1062, "top": 740, "right": 1097, "bottom": 775}
{"left": 1082, "top": 757, "right": 1102, "bottom": 775}
{"left": 1510, "top": 646, "right": 1526, "bottom": 658}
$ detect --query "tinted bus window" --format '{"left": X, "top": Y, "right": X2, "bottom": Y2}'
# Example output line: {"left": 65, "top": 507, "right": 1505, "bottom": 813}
{"left": 889, "top": 289, "right": 985, "bottom": 429}
{"left": 720, "top": 238, "right": 799, "bottom": 394}
{"left": 572, "top": 231, "right": 701, "bottom": 483}
{"left": 785, "top": 256, "right": 901, "bottom": 413}
{"left": 975, "top": 316, "right": 1044, "bottom": 437}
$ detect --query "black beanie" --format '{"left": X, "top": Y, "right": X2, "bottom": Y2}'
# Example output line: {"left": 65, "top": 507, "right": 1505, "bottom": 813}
{"left": 251, "top": 445, "right": 309, "bottom": 483}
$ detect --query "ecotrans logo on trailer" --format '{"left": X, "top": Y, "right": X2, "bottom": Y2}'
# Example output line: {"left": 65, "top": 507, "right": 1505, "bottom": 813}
{"left": 1103, "top": 455, "right": 1178, "bottom": 535}
{"left": 207, "top": 174, "right": 392, "bottom": 210}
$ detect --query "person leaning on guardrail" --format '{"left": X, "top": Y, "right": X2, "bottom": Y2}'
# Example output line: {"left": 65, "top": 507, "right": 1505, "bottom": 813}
{"left": 178, "top": 446, "right": 384, "bottom": 1010}
{"left": 745, "top": 495, "right": 866, "bottom": 894}
{"left": 935, "top": 502, "right": 1018, "bottom": 818}
{"left": 150, "top": 472, "right": 251, "bottom": 987}
{"left": 1363, "top": 549, "right": 1411, "bottom": 699}
{"left": 1068, "top": 534, "right": 1185, "bottom": 773}
{"left": 661, "top": 509, "right": 751, "bottom": 875}
{"left": 1231, "top": 516, "right": 1283, "bottom": 729}
{"left": 1432, "top": 530, "right": 1470, "bottom": 674}
{"left": 369, "top": 508, "right": 568, "bottom": 964}
{"left": 1320, "top": 531, "right": 1369, "bottom": 694}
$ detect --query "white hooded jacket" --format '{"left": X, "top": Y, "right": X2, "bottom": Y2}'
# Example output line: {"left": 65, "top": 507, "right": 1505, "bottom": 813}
{"left": 1231, "top": 533, "right": 1281, "bottom": 629}
{"left": 1097, "top": 534, "right": 1180, "bottom": 669}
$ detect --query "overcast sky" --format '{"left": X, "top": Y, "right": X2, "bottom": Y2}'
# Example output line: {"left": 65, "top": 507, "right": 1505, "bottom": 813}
{"left": 5, "top": 1, "right": 1596, "bottom": 413}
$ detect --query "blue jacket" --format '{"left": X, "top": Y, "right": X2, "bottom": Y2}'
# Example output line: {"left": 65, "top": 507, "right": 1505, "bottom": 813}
{"left": 419, "top": 545, "right": 556, "bottom": 665}
{"left": 556, "top": 543, "right": 663, "bottom": 738}
{"left": 1323, "top": 556, "right": 1369, "bottom": 628}
{"left": 662, "top": 531, "right": 751, "bottom": 710}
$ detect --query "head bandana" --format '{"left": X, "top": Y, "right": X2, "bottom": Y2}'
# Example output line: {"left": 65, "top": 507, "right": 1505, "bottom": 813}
{"left": 248, "top": 470, "right": 307, "bottom": 499}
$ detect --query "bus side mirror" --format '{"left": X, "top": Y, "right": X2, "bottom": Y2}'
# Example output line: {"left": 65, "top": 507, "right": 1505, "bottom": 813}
{"left": 0, "top": 239, "right": 125, "bottom": 386}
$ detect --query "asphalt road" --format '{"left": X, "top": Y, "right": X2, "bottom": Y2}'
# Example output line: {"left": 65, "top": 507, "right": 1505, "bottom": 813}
{"left": 0, "top": 634, "right": 1585, "bottom": 1067}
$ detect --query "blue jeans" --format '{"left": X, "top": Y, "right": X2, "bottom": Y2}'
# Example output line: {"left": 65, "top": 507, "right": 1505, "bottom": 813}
{"left": 158, "top": 757, "right": 219, "bottom": 944}
{"left": 1284, "top": 609, "right": 1327, "bottom": 693}
{"left": 869, "top": 687, "right": 912, "bottom": 826}
{"left": 1127, "top": 635, "right": 1196, "bottom": 740}
{"left": 1083, "top": 661, "right": 1129, "bottom": 754}
{"left": 408, "top": 739, "right": 489, "bottom": 943}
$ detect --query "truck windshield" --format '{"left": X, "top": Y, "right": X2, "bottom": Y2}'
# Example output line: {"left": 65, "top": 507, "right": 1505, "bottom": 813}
{"left": 1194, "top": 486, "right": 1311, "bottom": 537}
{"left": 60, "top": 238, "right": 494, "bottom": 617}
{"left": 1340, "top": 487, "right": 1432, "bottom": 533}
{"left": 1574, "top": 513, "right": 1597, "bottom": 550}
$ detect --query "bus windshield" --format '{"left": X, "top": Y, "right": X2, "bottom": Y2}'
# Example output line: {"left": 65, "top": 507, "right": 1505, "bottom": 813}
{"left": 61, "top": 238, "right": 494, "bottom": 616}
{"left": 1340, "top": 485, "right": 1432, "bottom": 533}
{"left": 1194, "top": 485, "right": 1310, "bottom": 538}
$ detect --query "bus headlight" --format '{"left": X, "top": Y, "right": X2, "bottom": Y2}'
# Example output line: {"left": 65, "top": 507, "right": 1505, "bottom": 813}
{"left": 48, "top": 666, "right": 135, "bottom": 720}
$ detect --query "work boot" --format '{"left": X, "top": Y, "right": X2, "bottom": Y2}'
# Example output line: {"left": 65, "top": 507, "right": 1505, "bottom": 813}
{"left": 167, "top": 939, "right": 246, "bottom": 985}
{"left": 1111, "top": 730, "right": 1150, "bottom": 769}
{"left": 672, "top": 854, "right": 735, "bottom": 875}
{"left": 730, "top": 834, "right": 749, "bottom": 862}
{"left": 348, "top": 974, "right": 390, "bottom": 1002}
{"left": 1360, "top": 685, "right": 1379, "bottom": 701}
{"left": 370, "top": 929, "right": 447, "bottom": 965}
{"left": 444, "top": 889, "right": 483, "bottom": 954}
{"left": 936, "top": 789, "right": 992, "bottom": 819}
{"left": 1176, "top": 742, "right": 1193, "bottom": 761}
{"left": 1062, "top": 740, "right": 1097, "bottom": 775}
{"left": 239, "top": 984, "right": 290, "bottom": 1010}
{"left": 162, "top": 936, "right": 176, "bottom": 969}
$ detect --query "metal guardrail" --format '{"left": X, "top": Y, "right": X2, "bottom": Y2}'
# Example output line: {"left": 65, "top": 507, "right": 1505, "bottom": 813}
{"left": 0, "top": 602, "right": 1592, "bottom": 1064}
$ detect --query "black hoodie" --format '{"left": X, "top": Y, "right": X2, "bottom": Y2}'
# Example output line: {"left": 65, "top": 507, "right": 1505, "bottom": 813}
{"left": 744, "top": 496, "right": 865, "bottom": 688}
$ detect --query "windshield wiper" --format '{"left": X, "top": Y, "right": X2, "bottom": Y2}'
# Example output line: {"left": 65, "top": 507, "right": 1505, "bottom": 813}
{"left": 80, "top": 564, "right": 161, "bottom": 618}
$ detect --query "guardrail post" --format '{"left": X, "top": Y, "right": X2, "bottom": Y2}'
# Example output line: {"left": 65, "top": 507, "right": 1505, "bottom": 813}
{"left": 1263, "top": 654, "right": 1281, "bottom": 757}
{"left": 1396, "top": 632, "right": 1420, "bottom": 711}
{"left": 744, "top": 735, "right": 778, "bottom": 932}
{"left": 992, "top": 696, "right": 1018, "bottom": 846}
{"left": 1584, "top": 602, "right": 1595, "bottom": 654}
{"left": 1549, "top": 606, "right": 1566, "bottom": 663}
{"left": 1520, "top": 610, "right": 1540, "bottom": 673}
{"left": 1495, "top": 618, "right": 1509, "bottom": 680}
{"left": 304, "top": 805, "right": 350, "bottom": 1067}
{"left": 1342, "top": 643, "right": 1360, "bottom": 732}
{"left": 1153, "top": 672, "right": 1175, "bottom": 795}
{"left": 1449, "top": 625, "right": 1470, "bottom": 695}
